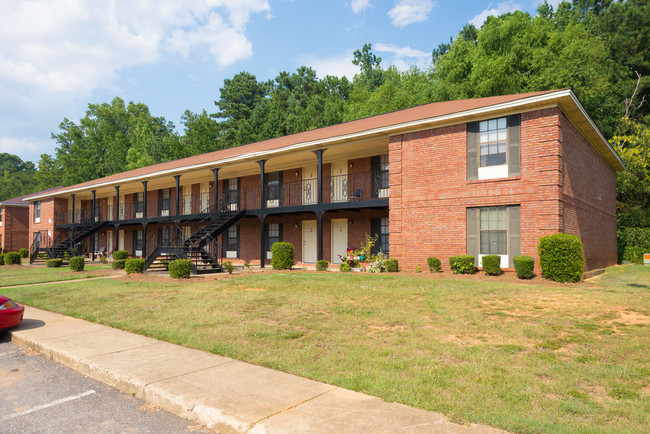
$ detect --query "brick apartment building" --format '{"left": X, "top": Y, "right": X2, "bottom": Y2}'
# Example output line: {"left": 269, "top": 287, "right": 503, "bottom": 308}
{"left": 23, "top": 89, "right": 623, "bottom": 273}
{"left": 0, "top": 194, "right": 30, "bottom": 252}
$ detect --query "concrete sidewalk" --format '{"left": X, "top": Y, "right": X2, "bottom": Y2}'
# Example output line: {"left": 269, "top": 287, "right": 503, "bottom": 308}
{"left": 9, "top": 306, "right": 502, "bottom": 433}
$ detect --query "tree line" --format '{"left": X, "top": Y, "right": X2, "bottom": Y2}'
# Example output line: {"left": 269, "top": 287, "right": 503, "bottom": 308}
{"left": 1, "top": 0, "right": 648, "bottom": 229}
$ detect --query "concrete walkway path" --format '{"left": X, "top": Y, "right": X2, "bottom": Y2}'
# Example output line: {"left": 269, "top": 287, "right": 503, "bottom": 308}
{"left": 9, "top": 306, "right": 503, "bottom": 433}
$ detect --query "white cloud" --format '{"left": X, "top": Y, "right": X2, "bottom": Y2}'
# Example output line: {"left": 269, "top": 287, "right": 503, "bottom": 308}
{"left": 469, "top": 1, "right": 521, "bottom": 27}
{"left": 374, "top": 43, "right": 431, "bottom": 70}
{"left": 350, "top": 0, "right": 371, "bottom": 14}
{"left": 0, "top": 136, "right": 43, "bottom": 157}
{"left": 297, "top": 52, "right": 360, "bottom": 80}
{"left": 388, "top": 0, "right": 436, "bottom": 28}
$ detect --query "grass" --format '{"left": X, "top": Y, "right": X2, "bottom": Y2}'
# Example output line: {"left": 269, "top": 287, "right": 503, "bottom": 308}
{"left": 0, "top": 263, "right": 114, "bottom": 287}
{"left": 2, "top": 265, "right": 649, "bottom": 432}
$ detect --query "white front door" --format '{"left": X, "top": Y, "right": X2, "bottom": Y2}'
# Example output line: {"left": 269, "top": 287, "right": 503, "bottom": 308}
{"left": 107, "top": 230, "right": 113, "bottom": 252}
{"left": 200, "top": 182, "right": 210, "bottom": 211}
{"left": 331, "top": 219, "right": 347, "bottom": 264}
{"left": 303, "top": 166, "right": 317, "bottom": 205}
{"left": 330, "top": 160, "right": 348, "bottom": 202}
{"left": 118, "top": 230, "right": 125, "bottom": 251}
{"left": 302, "top": 220, "right": 317, "bottom": 263}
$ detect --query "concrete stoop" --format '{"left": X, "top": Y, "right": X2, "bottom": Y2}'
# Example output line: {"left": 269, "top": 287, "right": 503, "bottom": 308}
{"left": 10, "top": 307, "right": 503, "bottom": 433}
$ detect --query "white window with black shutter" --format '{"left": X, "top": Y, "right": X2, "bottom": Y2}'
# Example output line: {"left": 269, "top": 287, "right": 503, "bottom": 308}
{"left": 371, "top": 217, "right": 389, "bottom": 256}
{"left": 467, "top": 205, "right": 520, "bottom": 268}
{"left": 223, "top": 178, "right": 240, "bottom": 211}
{"left": 224, "top": 225, "right": 239, "bottom": 259}
{"left": 265, "top": 223, "right": 282, "bottom": 259}
{"left": 371, "top": 154, "right": 389, "bottom": 198}
{"left": 467, "top": 115, "right": 521, "bottom": 181}
{"left": 266, "top": 172, "right": 282, "bottom": 208}
{"left": 134, "top": 229, "right": 143, "bottom": 257}
{"left": 34, "top": 201, "right": 41, "bottom": 223}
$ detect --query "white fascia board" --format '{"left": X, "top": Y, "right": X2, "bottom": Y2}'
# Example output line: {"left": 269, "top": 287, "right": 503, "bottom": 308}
{"left": 29, "top": 89, "right": 611, "bottom": 200}
{"left": 0, "top": 202, "right": 29, "bottom": 207}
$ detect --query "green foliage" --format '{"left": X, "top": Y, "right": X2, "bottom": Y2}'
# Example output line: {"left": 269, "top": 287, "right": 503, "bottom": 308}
{"left": 316, "top": 260, "right": 328, "bottom": 271}
{"left": 617, "top": 227, "right": 650, "bottom": 264}
{"left": 18, "top": 248, "right": 28, "bottom": 258}
{"left": 113, "top": 250, "right": 129, "bottom": 260}
{"left": 46, "top": 258, "right": 63, "bottom": 268}
{"left": 271, "top": 242, "right": 294, "bottom": 270}
{"left": 449, "top": 255, "right": 476, "bottom": 274}
{"left": 111, "top": 259, "right": 126, "bottom": 270}
{"left": 385, "top": 258, "right": 399, "bottom": 273}
{"left": 4, "top": 252, "right": 21, "bottom": 265}
{"left": 0, "top": 153, "right": 37, "bottom": 201}
{"left": 427, "top": 257, "right": 442, "bottom": 272}
{"left": 538, "top": 234, "right": 584, "bottom": 282}
{"left": 481, "top": 255, "right": 502, "bottom": 276}
{"left": 222, "top": 261, "right": 234, "bottom": 274}
{"left": 169, "top": 259, "right": 192, "bottom": 278}
{"left": 125, "top": 258, "right": 145, "bottom": 274}
{"left": 69, "top": 256, "right": 85, "bottom": 271}
{"left": 0, "top": 253, "right": 4, "bottom": 265}
{"left": 339, "top": 262, "right": 351, "bottom": 272}
{"left": 513, "top": 255, "right": 535, "bottom": 279}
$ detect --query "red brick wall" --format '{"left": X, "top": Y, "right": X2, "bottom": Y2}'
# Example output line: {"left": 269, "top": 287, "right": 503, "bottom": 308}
{"left": 389, "top": 107, "right": 615, "bottom": 272}
{"left": 558, "top": 112, "right": 617, "bottom": 270}
{"left": 0, "top": 206, "right": 29, "bottom": 252}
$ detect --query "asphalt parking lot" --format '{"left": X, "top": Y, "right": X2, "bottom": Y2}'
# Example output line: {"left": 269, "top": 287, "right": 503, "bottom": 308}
{"left": 0, "top": 332, "right": 209, "bottom": 433}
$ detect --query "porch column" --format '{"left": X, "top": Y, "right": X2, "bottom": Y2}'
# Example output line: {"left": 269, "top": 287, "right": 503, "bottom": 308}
{"left": 313, "top": 149, "right": 326, "bottom": 261}
{"left": 258, "top": 160, "right": 267, "bottom": 268}
{"left": 114, "top": 186, "right": 120, "bottom": 221}
{"left": 174, "top": 175, "right": 180, "bottom": 216}
{"left": 142, "top": 181, "right": 148, "bottom": 219}
{"left": 317, "top": 212, "right": 323, "bottom": 262}
{"left": 71, "top": 194, "right": 75, "bottom": 224}
{"left": 212, "top": 168, "right": 219, "bottom": 212}
{"left": 314, "top": 149, "right": 325, "bottom": 204}
{"left": 142, "top": 223, "right": 147, "bottom": 259}
{"left": 91, "top": 190, "right": 96, "bottom": 261}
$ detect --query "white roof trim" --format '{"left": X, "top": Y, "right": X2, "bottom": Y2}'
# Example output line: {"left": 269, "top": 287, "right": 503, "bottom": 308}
{"left": 27, "top": 89, "right": 619, "bottom": 200}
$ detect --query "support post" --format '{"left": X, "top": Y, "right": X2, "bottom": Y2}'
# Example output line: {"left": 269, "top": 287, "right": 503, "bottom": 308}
{"left": 142, "top": 181, "right": 148, "bottom": 219}
{"left": 212, "top": 168, "right": 219, "bottom": 212}
{"left": 71, "top": 194, "right": 75, "bottom": 224}
{"left": 258, "top": 160, "right": 267, "bottom": 268}
{"left": 174, "top": 175, "right": 181, "bottom": 216}
{"left": 313, "top": 149, "right": 326, "bottom": 261}
{"left": 114, "top": 186, "right": 120, "bottom": 221}
{"left": 142, "top": 224, "right": 147, "bottom": 259}
{"left": 317, "top": 212, "right": 323, "bottom": 262}
{"left": 91, "top": 190, "right": 96, "bottom": 261}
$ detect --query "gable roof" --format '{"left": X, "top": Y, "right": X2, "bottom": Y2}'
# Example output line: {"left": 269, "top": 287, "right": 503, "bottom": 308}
{"left": 26, "top": 89, "right": 623, "bottom": 200}
{"left": 0, "top": 187, "right": 63, "bottom": 207}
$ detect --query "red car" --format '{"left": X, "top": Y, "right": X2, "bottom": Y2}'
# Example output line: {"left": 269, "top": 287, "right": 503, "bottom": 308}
{"left": 0, "top": 296, "right": 24, "bottom": 329}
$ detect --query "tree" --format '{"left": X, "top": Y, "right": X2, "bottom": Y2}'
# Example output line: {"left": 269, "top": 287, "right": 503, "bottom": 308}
{"left": 0, "top": 153, "right": 37, "bottom": 200}
{"left": 352, "top": 43, "right": 385, "bottom": 90}
{"left": 180, "top": 109, "right": 223, "bottom": 156}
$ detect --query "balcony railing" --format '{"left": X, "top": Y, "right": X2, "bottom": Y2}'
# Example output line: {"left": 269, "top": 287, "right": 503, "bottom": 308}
{"left": 53, "top": 170, "right": 388, "bottom": 225}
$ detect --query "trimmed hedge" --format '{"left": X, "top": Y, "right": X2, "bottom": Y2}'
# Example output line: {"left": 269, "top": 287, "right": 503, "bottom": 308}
{"left": 538, "top": 234, "right": 584, "bottom": 283}
{"left": 513, "top": 255, "right": 535, "bottom": 279}
{"left": 427, "top": 257, "right": 441, "bottom": 273}
{"left": 69, "top": 256, "right": 85, "bottom": 271}
{"left": 4, "top": 252, "right": 21, "bottom": 265}
{"left": 19, "top": 248, "right": 29, "bottom": 258}
{"left": 339, "top": 262, "right": 351, "bottom": 272}
{"left": 169, "top": 259, "right": 192, "bottom": 278}
{"left": 0, "top": 254, "right": 4, "bottom": 265}
{"left": 481, "top": 255, "right": 502, "bottom": 275}
{"left": 316, "top": 260, "right": 328, "bottom": 271}
{"left": 113, "top": 250, "right": 129, "bottom": 260}
{"left": 46, "top": 258, "right": 63, "bottom": 268}
{"left": 222, "top": 261, "right": 234, "bottom": 274}
{"left": 271, "top": 242, "right": 294, "bottom": 270}
{"left": 125, "top": 258, "right": 145, "bottom": 274}
{"left": 385, "top": 258, "right": 399, "bottom": 273}
{"left": 111, "top": 259, "right": 126, "bottom": 270}
{"left": 449, "top": 255, "right": 475, "bottom": 274}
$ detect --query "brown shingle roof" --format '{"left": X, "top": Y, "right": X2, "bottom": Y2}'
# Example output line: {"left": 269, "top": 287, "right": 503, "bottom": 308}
{"left": 0, "top": 186, "right": 63, "bottom": 206}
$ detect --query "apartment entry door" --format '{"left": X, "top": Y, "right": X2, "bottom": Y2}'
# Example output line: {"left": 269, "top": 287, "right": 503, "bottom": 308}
{"left": 331, "top": 218, "right": 347, "bottom": 264}
{"left": 303, "top": 166, "right": 317, "bottom": 205}
{"left": 302, "top": 220, "right": 317, "bottom": 263}
{"left": 331, "top": 160, "right": 348, "bottom": 202}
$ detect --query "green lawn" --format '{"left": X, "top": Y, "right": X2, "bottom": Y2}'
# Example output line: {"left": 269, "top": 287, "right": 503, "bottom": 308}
{"left": 3, "top": 266, "right": 649, "bottom": 433}
{"left": 0, "top": 264, "right": 115, "bottom": 287}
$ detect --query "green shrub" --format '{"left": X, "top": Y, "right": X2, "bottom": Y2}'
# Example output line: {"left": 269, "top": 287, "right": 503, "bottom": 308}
{"left": 481, "top": 255, "right": 502, "bottom": 276}
{"left": 513, "top": 255, "right": 535, "bottom": 279}
{"left": 46, "top": 258, "right": 63, "bottom": 268}
{"left": 113, "top": 250, "right": 129, "bottom": 260}
{"left": 0, "top": 254, "right": 4, "bottom": 265}
{"left": 271, "top": 242, "right": 294, "bottom": 270}
{"left": 125, "top": 258, "right": 145, "bottom": 274}
{"left": 222, "top": 261, "right": 234, "bottom": 274}
{"left": 316, "top": 260, "right": 328, "bottom": 271}
{"left": 111, "top": 259, "right": 126, "bottom": 270}
{"left": 169, "top": 259, "right": 192, "bottom": 278}
{"left": 538, "top": 234, "right": 584, "bottom": 282}
{"left": 69, "top": 256, "right": 85, "bottom": 271}
{"left": 449, "top": 255, "right": 475, "bottom": 274}
{"left": 617, "top": 227, "right": 650, "bottom": 264}
{"left": 385, "top": 258, "right": 399, "bottom": 272}
{"left": 19, "top": 248, "right": 29, "bottom": 258}
{"left": 4, "top": 252, "right": 21, "bottom": 265}
{"left": 339, "top": 262, "right": 351, "bottom": 272}
{"left": 427, "top": 257, "right": 441, "bottom": 273}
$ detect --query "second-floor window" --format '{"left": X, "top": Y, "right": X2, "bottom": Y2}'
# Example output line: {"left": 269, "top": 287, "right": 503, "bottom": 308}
{"left": 0, "top": 207, "right": 3, "bottom": 225}
{"left": 480, "top": 118, "right": 507, "bottom": 168}
{"left": 34, "top": 201, "right": 41, "bottom": 222}
{"left": 266, "top": 172, "right": 281, "bottom": 207}
{"left": 467, "top": 114, "right": 520, "bottom": 181}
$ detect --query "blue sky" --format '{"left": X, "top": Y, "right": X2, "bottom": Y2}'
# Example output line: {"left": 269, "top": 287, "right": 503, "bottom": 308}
{"left": 0, "top": 0, "right": 559, "bottom": 165}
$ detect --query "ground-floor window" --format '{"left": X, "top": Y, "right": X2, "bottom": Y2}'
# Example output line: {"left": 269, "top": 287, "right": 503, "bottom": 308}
{"left": 265, "top": 223, "right": 282, "bottom": 256}
{"left": 371, "top": 217, "right": 389, "bottom": 256}
{"left": 133, "top": 229, "right": 143, "bottom": 255}
{"left": 224, "top": 225, "right": 239, "bottom": 258}
{"left": 467, "top": 205, "right": 520, "bottom": 268}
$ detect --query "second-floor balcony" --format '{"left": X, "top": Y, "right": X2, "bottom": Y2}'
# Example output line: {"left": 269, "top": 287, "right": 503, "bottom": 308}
{"left": 54, "top": 170, "right": 388, "bottom": 226}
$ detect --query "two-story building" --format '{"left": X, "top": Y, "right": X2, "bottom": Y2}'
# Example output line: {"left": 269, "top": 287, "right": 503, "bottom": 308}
{"left": 24, "top": 89, "right": 623, "bottom": 273}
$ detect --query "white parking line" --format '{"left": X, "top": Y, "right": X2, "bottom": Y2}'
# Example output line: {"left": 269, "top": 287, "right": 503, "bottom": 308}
{"left": 1, "top": 390, "right": 96, "bottom": 421}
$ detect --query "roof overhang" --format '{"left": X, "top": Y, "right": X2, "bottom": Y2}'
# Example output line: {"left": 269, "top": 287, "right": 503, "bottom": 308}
{"left": 26, "top": 89, "right": 624, "bottom": 201}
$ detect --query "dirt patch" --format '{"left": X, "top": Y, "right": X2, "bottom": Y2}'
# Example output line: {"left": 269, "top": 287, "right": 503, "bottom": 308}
{"left": 608, "top": 311, "right": 650, "bottom": 326}
{"left": 139, "top": 403, "right": 160, "bottom": 412}
{"left": 584, "top": 384, "right": 609, "bottom": 403}
{"left": 0, "top": 368, "right": 25, "bottom": 386}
